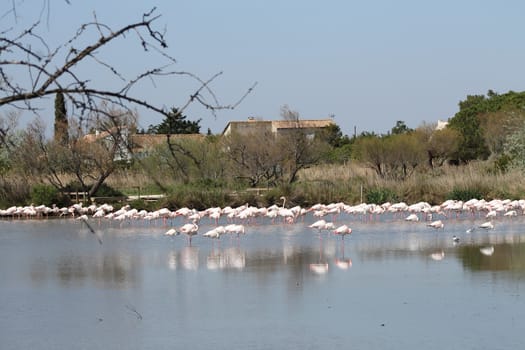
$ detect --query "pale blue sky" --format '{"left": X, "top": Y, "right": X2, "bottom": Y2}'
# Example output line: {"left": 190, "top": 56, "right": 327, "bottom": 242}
{"left": 6, "top": 0, "right": 525, "bottom": 136}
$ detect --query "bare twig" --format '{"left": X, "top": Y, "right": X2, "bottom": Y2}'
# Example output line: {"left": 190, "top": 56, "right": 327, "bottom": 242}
{"left": 125, "top": 304, "right": 143, "bottom": 320}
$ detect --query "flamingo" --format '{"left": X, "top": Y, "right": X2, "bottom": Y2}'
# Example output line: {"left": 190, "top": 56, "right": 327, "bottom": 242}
{"left": 405, "top": 213, "right": 419, "bottom": 222}
{"left": 164, "top": 228, "right": 178, "bottom": 236}
{"left": 309, "top": 219, "right": 334, "bottom": 239}
{"left": 309, "top": 219, "right": 328, "bottom": 231}
{"left": 224, "top": 224, "right": 246, "bottom": 237}
{"left": 179, "top": 221, "right": 199, "bottom": 245}
{"left": 479, "top": 221, "right": 494, "bottom": 230}
{"left": 333, "top": 224, "right": 352, "bottom": 240}
{"left": 203, "top": 226, "right": 226, "bottom": 239}
{"left": 427, "top": 220, "right": 444, "bottom": 230}
{"left": 504, "top": 210, "right": 517, "bottom": 217}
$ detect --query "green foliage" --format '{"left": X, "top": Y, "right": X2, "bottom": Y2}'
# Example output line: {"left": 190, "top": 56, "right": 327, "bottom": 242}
{"left": 147, "top": 107, "right": 201, "bottom": 134}
{"left": 30, "top": 184, "right": 70, "bottom": 207}
{"left": 448, "top": 90, "right": 525, "bottom": 162}
{"left": 322, "top": 123, "right": 352, "bottom": 148}
{"left": 127, "top": 199, "right": 157, "bottom": 212}
{"left": 325, "top": 143, "right": 352, "bottom": 163}
{"left": 161, "top": 187, "right": 233, "bottom": 210}
{"left": 492, "top": 154, "right": 512, "bottom": 174}
{"left": 365, "top": 187, "right": 397, "bottom": 205}
{"left": 93, "top": 183, "right": 125, "bottom": 197}
{"left": 446, "top": 187, "right": 484, "bottom": 202}
{"left": 391, "top": 120, "right": 413, "bottom": 135}
{"left": 0, "top": 154, "right": 10, "bottom": 174}
{"left": 504, "top": 122, "right": 525, "bottom": 170}
{"left": 0, "top": 178, "right": 30, "bottom": 207}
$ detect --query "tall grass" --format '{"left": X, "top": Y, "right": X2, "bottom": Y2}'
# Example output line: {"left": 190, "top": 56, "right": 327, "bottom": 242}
{"left": 298, "top": 162, "right": 525, "bottom": 205}
{"left": 3, "top": 161, "right": 525, "bottom": 209}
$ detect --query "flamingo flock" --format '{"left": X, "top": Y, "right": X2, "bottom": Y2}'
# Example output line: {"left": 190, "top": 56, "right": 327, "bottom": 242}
{"left": 1, "top": 197, "right": 523, "bottom": 246}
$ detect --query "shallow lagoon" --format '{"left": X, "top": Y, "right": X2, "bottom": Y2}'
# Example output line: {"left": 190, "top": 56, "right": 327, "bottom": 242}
{"left": 1, "top": 214, "right": 524, "bottom": 349}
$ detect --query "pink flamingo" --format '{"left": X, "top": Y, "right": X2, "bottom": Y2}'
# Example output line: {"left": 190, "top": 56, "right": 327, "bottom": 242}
{"left": 179, "top": 221, "right": 199, "bottom": 245}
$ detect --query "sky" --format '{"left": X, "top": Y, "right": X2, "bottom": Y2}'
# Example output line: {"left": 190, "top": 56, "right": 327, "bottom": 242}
{"left": 5, "top": 0, "right": 525, "bottom": 137}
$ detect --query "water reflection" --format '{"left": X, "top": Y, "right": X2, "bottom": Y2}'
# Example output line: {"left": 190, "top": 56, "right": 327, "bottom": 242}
{"left": 334, "top": 236, "right": 353, "bottom": 270}
{"left": 206, "top": 247, "right": 246, "bottom": 270}
{"left": 167, "top": 251, "right": 177, "bottom": 270}
{"left": 4, "top": 218, "right": 525, "bottom": 350}
{"left": 180, "top": 246, "right": 199, "bottom": 270}
{"left": 7, "top": 220, "right": 525, "bottom": 289}
{"left": 430, "top": 250, "right": 445, "bottom": 261}
{"left": 30, "top": 253, "right": 140, "bottom": 288}
{"left": 309, "top": 239, "right": 330, "bottom": 274}
{"left": 480, "top": 246, "right": 494, "bottom": 256}
{"left": 459, "top": 242, "right": 525, "bottom": 273}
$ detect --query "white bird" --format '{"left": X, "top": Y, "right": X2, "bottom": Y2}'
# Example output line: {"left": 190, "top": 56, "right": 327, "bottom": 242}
{"left": 179, "top": 222, "right": 199, "bottom": 245}
{"left": 164, "top": 228, "right": 178, "bottom": 236}
{"left": 405, "top": 213, "right": 419, "bottom": 222}
{"left": 309, "top": 219, "right": 328, "bottom": 231}
{"left": 224, "top": 224, "right": 245, "bottom": 236}
{"left": 479, "top": 221, "right": 494, "bottom": 230}
{"left": 76, "top": 214, "right": 89, "bottom": 221}
{"left": 485, "top": 210, "right": 497, "bottom": 219}
{"left": 333, "top": 224, "right": 352, "bottom": 240}
{"left": 504, "top": 210, "right": 517, "bottom": 217}
{"left": 427, "top": 220, "right": 444, "bottom": 229}
{"left": 203, "top": 226, "right": 226, "bottom": 239}
{"left": 452, "top": 235, "right": 460, "bottom": 243}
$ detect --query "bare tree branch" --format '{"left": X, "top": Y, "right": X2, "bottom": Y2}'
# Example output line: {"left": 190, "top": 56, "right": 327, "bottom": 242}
{"left": 1, "top": 7, "right": 255, "bottom": 129}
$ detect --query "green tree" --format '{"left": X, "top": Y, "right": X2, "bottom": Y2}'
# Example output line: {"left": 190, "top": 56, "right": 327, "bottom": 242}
{"left": 448, "top": 94, "right": 490, "bottom": 162}
{"left": 448, "top": 90, "right": 525, "bottom": 162}
{"left": 391, "top": 120, "right": 412, "bottom": 135}
{"left": 504, "top": 121, "right": 525, "bottom": 169}
{"left": 148, "top": 108, "right": 201, "bottom": 134}
{"left": 322, "top": 123, "right": 351, "bottom": 148}
{"left": 54, "top": 92, "right": 69, "bottom": 146}
{"left": 479, "top": 109, "right": 525, "bottom": 156}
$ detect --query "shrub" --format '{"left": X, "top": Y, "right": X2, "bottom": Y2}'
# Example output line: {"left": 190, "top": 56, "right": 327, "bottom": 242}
{"left": 30, "top": 184, "right": 70, "bottom": 207}
{"left": 447, "top": 187, "right": 484, "bottom": 201}
{"left": 93, "top": 183, "right": 124, "bottom": 197}
{"left": 365, "top": 187, "right": 398, "bottom": 205}
{"left": 127, "top": 199, "right": 156, "bottom": 212}
{"left": 0, "top": 178, "right": 30, "bottom": 207}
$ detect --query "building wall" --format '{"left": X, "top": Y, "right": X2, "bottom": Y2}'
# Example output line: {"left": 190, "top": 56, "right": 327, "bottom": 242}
{"left": 223, "top": 121, "right": 272, "bottom": 136}
{"left": 223, "top": 119, "right": 334, "bottom": 137}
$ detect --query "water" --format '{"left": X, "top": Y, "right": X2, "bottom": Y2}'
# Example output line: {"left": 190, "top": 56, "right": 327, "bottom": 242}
{"left": 1, "top": 215, "right": 524, "bottom": 349}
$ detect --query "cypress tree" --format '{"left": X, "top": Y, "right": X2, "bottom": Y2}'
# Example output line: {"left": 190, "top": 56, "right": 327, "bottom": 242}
{"left": 54, "top": 91, "right": 69, "bottom": 145}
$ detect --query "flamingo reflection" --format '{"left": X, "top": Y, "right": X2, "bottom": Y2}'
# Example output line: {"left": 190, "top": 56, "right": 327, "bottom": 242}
{"left": 480, "top": 246, "right": 495, "bottom": 256}
{"left": 206, "top": 247, "right": 246, "bottom": 270}
{"left": 167, "top": 251, "right": 177, "bottom": 270}
{"left": 180, "top": 246, "right": 199, "bottom": 270}
{"left": 430, "top": 250, "right": 445, "bottom": 261}
{"left": 310, "top": 237, "right": 329, "bottom": 274}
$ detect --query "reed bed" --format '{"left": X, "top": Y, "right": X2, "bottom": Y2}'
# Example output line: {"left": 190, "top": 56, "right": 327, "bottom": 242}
{"left": 2, "top": 161, "right": 525, "bottom": 209}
